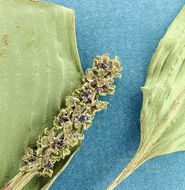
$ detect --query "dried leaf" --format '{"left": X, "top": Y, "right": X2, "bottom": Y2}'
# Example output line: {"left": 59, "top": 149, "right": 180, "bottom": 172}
{"left": 0, "top": 0, "right": 83, "bottom": 189}
{"left": 107, "top": 5, "right": 185, "bottom": 190}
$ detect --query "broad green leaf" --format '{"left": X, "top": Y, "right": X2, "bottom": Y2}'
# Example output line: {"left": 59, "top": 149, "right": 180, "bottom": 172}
{"left": 107, "top": 5, "right": 185, "bottom": 190}
{"left": 0, "top": 0, "right": 83, "bottom": 189}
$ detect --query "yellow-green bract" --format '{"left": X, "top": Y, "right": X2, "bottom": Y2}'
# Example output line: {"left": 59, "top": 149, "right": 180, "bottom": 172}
{"left": 0, "top": 0, "right": 83, "bottom": 189}
{"left": 107, "top": 5, "right": 185, "bottom": 190}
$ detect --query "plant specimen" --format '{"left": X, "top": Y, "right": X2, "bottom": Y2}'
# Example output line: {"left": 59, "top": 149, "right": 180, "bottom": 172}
{"left": 3, "top": 53, "right": 122, "bottom": 190}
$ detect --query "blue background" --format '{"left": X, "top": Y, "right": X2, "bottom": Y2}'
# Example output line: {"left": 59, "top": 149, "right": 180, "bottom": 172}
{"left": 44, "top": 1, "right": 185, "bottom": 189}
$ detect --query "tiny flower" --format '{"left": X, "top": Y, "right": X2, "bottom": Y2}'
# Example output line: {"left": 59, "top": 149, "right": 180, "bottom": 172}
{"left": 81, "top": 88, "right": 93, "bottom": 103}
{"left": 43, "top": 168, "right": 53, "bottom": 177}
{"left": 41, "top": 136, "right": 49, "bottom": 148}
{"left": 78, "top": 114, "right": 86, "bottom": 123}
{"left": 65, "top": 96, "right": 80, "bottom": 107}
{"left": 59, "top": 115, "right": 69, "bottom": 125}
{"left": 98, "top": 62, "right": 108, "bottom": 71}
{"left": 43, "top": 160, "right": 53, "bottom": 169}
{"left": 54, "top": 137, "right": 64, "bottom": 151}
{"left": 90, "top": 80, "right": 97, "bottom": 88}
{"left": 28, "top": 156, "right": 36, "bottom": 163}
{"left": 84, "top": 120, "right": 92, "bottom": 130}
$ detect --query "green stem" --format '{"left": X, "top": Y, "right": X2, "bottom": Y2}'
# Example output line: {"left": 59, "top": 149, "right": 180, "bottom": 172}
{"left": 2, "top": 172, "right": 36, "bottom": 190}
{"left": 106, "top": 147, "right": 149, "bottom": 190}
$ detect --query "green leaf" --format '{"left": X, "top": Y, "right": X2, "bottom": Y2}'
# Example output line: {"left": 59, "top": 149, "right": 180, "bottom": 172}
{"left": 107, "top": 5, "right": 185, "bottom": 190}
{"left": 0, "top": 0, "right": 83, "bottom": 189}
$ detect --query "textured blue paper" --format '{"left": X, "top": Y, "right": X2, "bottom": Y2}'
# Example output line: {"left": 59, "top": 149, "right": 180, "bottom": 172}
{"left": 43, "top": 1, "right": 185, "bottom": 189}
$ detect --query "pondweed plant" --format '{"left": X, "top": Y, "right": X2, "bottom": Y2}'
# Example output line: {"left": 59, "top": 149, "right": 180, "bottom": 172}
{"left": 3, "top": 54, "right": 122, "bottom": 190}
{"left": 107, "top": 5, "right": 185, "bottom": 190}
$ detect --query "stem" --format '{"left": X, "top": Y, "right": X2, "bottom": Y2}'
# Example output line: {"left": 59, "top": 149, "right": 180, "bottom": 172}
{"left": 2, "top": 172, "right": 36, "bottom": 190}
{"left": 106, "top": 149, "right": 148, "bottom": 190}
{"left": 106, "top": 91, "right": 183, "bottom": 190}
